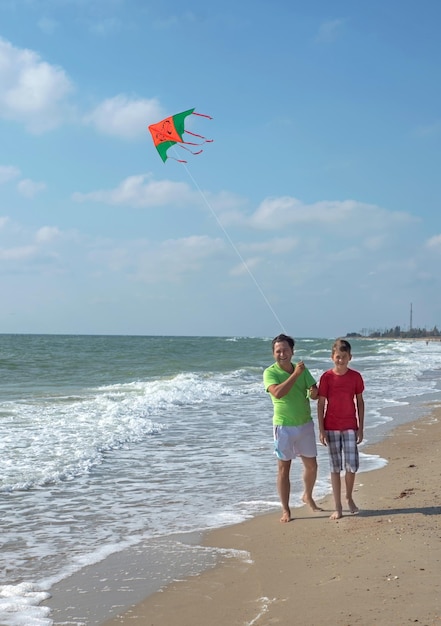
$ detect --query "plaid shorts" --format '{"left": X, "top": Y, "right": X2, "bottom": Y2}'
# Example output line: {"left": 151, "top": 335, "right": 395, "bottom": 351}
{"left": 326, "top": 430, "right": 359, "bottom": 473}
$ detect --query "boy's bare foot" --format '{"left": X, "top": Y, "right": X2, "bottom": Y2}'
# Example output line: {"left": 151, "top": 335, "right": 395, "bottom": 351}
{"left": 330, "top": 508, "right": 343, "bottom": 520}
{"left": 347, "top": 498, "right": 359, "bottom": 514}
{"left": 280, "top": 509, "right": 292, "bottom": 523}
{"left": 302, "top": 494, "right": 324, "bottom": 512}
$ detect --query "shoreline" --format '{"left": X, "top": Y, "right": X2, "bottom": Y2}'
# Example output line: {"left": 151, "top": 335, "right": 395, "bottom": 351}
{"left": 101, "top": 404, "right": 441, "bottom": 626}
{"left": 352, "top": 335, "right": 440, "bottom": 341}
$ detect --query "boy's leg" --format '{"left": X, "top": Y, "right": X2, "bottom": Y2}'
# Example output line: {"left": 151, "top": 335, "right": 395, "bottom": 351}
{"left": 330, "top": 471, "right": 343, "bottom": 519}
{"left": 277, "top": 459, "right": 292, "bottom": 522}
{"left": 342, "top": 430, "right": 359, "bottom": 514}
{"left": 345, "top": 471, "right": 359, "bottom": 513}
{"left": 326, "top": 431, "right": 344, "bottom": 519}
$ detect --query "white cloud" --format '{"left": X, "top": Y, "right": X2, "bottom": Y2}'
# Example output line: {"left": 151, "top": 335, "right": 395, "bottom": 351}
{"left": 84, "top": 95, "right": 164, "bottom": 140}
{"left": 35, "top": 226, "right": 61, "bottom": 243}
{"left": 17, "top": 179, "right": 47, "bottom": 198}
{"left": 246, "top": 197, "right": 416, "bottom": 232}
{"left": 0, "top": 37, "right": 74, "bottom": 133}
{"left": 315, "top": 19, "right": 346, "bottom": 43}
{"left": 144, "top": 235, "right": 225, "bottom": 281}
{"left": 153, "top": 11, "right": 198, "bottom": 30}
{"left": 414, "top": 121, "right": 441, "bottom": 138}
{"left": 363, "top": 235, "right": 388, "bottom": 251}
{"left": 71, "top": 175, "right": 247, "bottom": 219}
{"left": 88, "top": 18, "right": 122, "bottom": 36}
{"left": 1, "top": 168, "right": 47, "bottom": 198}
{"left": 161, "top": 234, "right": 223, "bottom": 262}
{"left": 72, "top": 174, "right": 198, "bottom": 208}
{"left": 0, "top": 165, "right": 21, "bottom": 184}
{"left": 426, "top": 234, "right": 441, "bottom": 250}
{"left": 203, "top": 190, "right": 249, "bottom": 215}
{"left": 89, "top": 234, "right": 226, "bottom": 284}
{"left": 230, "top": 256, "right": 260, "bottom": 276}
{"left": 0, "top": 219, "right": 77, "bottom": 273}
{"left": 0, "top": 245, "right": 37, "bottom": 261}
{"left": 242, "top": 237, "right": 300, "bottom": 255}
{"left": 37, "top": 17, "right": 59, "bottom": 34}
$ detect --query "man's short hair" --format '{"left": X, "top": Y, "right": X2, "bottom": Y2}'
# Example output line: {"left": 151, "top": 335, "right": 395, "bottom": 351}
{"left": 272, "top": 333, "right": 295, "bottom": 351}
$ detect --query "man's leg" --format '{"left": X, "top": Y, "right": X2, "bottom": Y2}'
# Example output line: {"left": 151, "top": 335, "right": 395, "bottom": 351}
{"left": 277, "top": 459, "right": 292, "bottom": 522}
{"left": 300, "top": 456, "right": 323, "bottom": 512}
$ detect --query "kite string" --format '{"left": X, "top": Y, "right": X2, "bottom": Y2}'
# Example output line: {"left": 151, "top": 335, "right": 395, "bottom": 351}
{"left": 181, "top": 161, "right": 287, "bottom": 334}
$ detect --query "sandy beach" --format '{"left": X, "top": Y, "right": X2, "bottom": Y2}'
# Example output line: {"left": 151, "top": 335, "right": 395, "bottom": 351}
{"left": 102, "top": 404, "right": 441, "bottom": 626}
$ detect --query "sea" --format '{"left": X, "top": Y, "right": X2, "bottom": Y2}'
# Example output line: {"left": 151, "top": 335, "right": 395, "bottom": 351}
{"left": 1, "top": 334, "right": 441, "bottom": 626}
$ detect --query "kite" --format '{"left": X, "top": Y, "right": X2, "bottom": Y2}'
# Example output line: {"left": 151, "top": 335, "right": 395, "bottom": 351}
{"left": 148, "top": 108, "right": 213, "bottom": 163}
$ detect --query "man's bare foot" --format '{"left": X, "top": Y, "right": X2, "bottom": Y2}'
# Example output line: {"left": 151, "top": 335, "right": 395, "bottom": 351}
{"left": 302, "top": 494, "right": 324, "bottom": 512}
{"left": 330, "top": 509, "right": 343, "bottom": 520}
{"left": 280, "top": 509, "right": 292, "bottom": 523}
{"left": 347, "top": 498, "right": 359, "bottom": 514}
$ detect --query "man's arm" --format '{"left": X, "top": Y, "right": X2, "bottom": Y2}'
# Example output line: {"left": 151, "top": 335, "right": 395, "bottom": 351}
{"left": 267, "top": 361, "right": 305, "bottom": 399}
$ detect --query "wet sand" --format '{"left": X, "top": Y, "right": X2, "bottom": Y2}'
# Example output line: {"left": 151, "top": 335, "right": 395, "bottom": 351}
{"left": 101, "top": 404, "right": 441, "bottom": 626}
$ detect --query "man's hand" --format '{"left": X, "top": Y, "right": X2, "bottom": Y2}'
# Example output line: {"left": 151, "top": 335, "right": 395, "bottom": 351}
{"left": 309, "top": 384, "right": 319, "bottom": 400}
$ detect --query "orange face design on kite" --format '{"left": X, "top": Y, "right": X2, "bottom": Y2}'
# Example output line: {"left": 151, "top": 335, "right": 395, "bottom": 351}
{"left": 162, "top": 119, "right": 173, "bottom": 137}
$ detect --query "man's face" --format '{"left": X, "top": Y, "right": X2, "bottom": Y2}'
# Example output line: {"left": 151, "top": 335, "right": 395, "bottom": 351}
{"left": 273, "top": 341, "right": 293, "bottom": 365}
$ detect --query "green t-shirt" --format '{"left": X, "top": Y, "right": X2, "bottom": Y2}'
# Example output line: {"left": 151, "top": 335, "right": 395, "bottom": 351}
{"left": 263, "top": 362, "right": 316, "bottom": 426}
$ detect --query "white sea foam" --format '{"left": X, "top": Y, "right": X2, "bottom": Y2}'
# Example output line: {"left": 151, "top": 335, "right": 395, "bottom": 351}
{"left": 0, "top": 584, "right": 52, "bottom": 626}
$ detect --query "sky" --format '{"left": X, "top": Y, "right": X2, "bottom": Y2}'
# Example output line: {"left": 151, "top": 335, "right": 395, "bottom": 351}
{"left": 1, "top": 0, "right": 440, "bottom": 338}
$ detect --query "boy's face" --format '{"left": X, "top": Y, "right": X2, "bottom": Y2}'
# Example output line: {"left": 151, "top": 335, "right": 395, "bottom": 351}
{"left": 332, "top": 348, "right": 352, "bottom": 369}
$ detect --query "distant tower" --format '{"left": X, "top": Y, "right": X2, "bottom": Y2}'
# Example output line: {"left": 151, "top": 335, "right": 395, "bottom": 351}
{"left": 410, "top": 302, "right": 413, "bottom": 331}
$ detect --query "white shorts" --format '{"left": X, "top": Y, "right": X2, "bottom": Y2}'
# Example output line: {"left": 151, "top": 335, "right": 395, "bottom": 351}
{"left": 273, "top": 421, "right": 317, "bottom": 461}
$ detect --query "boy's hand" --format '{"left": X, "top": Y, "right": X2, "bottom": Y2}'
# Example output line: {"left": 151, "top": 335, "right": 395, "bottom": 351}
{"left": 357, "top": 429, "right": 364, "bottom": 444}
{"left": 319, "top": 431, "right": 328, "bottom": 446}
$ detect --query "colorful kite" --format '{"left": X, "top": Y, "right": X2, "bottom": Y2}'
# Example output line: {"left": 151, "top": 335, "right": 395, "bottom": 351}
{"left": 148, "top": 108, "right": 213, "bottom": 163}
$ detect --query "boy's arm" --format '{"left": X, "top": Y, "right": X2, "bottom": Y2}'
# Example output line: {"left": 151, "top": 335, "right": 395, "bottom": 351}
{"left": 356, "top": 393, "right": 365, "bottom": 444}
{"left": 317, "top": 396, "right": 327, "bottom": 445}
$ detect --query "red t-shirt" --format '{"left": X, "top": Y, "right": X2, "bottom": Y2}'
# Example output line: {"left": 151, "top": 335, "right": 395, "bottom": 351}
{"left": 319, "top": 368, "right": 364, "bottom": 431}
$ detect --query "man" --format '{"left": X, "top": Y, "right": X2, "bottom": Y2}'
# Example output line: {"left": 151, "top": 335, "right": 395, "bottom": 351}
{"left": 263, "top": 334, "right": 322, "bottom": 522}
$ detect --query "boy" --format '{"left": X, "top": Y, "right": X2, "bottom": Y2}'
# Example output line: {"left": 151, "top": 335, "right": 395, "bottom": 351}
{"left": 264, "top": 333, "right": 322, "bottom": 523}
{"left": 318, "top": 338, "right": 365, "bottom": 520}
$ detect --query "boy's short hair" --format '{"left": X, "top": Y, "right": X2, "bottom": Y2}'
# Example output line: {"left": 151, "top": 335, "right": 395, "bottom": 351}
{"left": 332, "top": 338, "right": 351, "bottom": 354}
{"left": 272, "top": 333, "right": 295, "bottom": 350}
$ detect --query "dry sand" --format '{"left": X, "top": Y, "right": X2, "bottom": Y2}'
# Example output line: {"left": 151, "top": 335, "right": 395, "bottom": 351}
{"left": 103, "top": 406, "right": 441, "bottom": 626}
